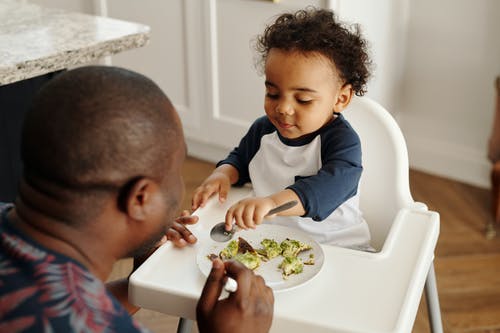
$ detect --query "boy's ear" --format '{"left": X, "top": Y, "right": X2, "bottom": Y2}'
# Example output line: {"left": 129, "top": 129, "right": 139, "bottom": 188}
{"left": 118, "top": 177, "right": 159, "bottom": 221}
{"left": 333, "top": 84, "right": 353, "bottom": 113}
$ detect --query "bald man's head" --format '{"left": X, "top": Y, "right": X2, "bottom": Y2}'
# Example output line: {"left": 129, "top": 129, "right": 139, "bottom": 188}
{"left": 20, "top": 66, "right": 183, "bottom": 223}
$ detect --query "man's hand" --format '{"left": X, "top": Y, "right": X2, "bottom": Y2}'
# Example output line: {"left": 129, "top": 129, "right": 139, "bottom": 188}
{"left": 133, "top": 210, "right": 198, "bottom": 271}
{"left": 196, "top": 259, "right": 274, "bottom": 333}
{"left": 166, "top": 210, "right": 199, "bottom": 247}
{"left": 118, "top": 211, "right": 199, "bottom": 315}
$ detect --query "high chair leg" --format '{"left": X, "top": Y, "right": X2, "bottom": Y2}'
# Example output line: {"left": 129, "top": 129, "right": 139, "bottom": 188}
{"left": 425, "top": 264, "right": 443, "bottom": 333}
{"left": 177, "top": 318, "right": 193, "bottom": 333}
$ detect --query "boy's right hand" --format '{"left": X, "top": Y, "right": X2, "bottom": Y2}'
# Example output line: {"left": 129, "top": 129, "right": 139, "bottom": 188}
{"left": 192, "top": 171, "right": 232, "bottom": 211}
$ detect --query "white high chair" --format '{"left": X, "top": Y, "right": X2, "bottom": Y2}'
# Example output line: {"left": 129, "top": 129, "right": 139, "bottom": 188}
{"left": 166, "top": 95, "right": 444, "bottom": 333}
{"left": 342, "top": 96, "right": 443, "bottom": 333}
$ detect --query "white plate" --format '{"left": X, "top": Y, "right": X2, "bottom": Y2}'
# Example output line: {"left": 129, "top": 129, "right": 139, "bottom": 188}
{"left": 196, "top": 224, "right": 324, "bottom": 292}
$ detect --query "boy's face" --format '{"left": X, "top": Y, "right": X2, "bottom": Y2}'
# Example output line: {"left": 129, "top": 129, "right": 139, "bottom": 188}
{"left": 264, "top": 49, "right": 351, "bottom": 139}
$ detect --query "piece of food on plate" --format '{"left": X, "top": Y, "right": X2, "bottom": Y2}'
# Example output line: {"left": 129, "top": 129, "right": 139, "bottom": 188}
{"left": 233, "top": 251, "right": 261, "bottom": 270}
{"left": 237, "top": 236, "right": 257, "bottom": 254}
{"left": 258, "top": 238, "right": 282, "bottom": 259}
{"left": 207, "top": 253, "right": 219, "bottom": 261}
{"left": 280, "top": 238, "right": 312, "bottom": 258}
{"left": 211, "top": 237, "right": 313, "bottom": 275}
{"left": 304, "top": 253, "right": 315, "bottom": 265}
{"left": 215, "top": 237, "right": 261, "bottom": 270}
{"left": 219, "top": 239, "right": 238, "bottom": 259}
{"left": 279, "top": 256, "right": 304, "bottom": 279}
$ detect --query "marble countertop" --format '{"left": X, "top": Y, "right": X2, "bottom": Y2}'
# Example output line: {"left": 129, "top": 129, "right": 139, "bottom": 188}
{"left": 0, "top": 1, "right": 150, "bottom": 85}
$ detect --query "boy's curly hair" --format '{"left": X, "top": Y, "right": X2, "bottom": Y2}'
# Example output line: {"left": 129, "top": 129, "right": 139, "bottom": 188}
{"left": 255, "top": 8, "right": 372, "bottom": 96}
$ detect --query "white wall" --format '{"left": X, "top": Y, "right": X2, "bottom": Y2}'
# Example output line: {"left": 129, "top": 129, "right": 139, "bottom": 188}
{"left": 398, "top": 0, "right": 500, "bottom": 188}
{"left": 334, "top": 0, "right": 410, "bottom": 115}
{"left": 337, "top": 0, "right": 500, "bottom": 188}
{"left": 28, "top": 0, "right": 500, "bottom": 188}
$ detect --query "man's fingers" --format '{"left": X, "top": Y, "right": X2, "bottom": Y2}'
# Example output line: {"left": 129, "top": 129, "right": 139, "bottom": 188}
{"left": 166, "top": 222, "right": 197, "bottom": 247}
{"left": 197, "top": 258, "right": 225, "bottom": 314}
{"left": 173, "top": 222, "right": 197, "bottom": 243}
{"left": 249, "top": 275, "right": 275, "bottom": 322}
{"left": 166, "top": 228, "right": 187, "bottom": 247}
{"left": 175, "top": 214, "right": 199, "bottom": 225}
{"left": 156, "top": 235, "right": 167, "bottom": 246}
{"left": 252, "top": 274, "right": 274, "bottom": 303}
{"left": 223, "top": 260, "right": 253, "bottom": 300}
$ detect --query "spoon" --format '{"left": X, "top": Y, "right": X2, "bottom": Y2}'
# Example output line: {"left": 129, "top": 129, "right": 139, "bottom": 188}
{"left": 210, "top": 200, "right": 298, "bottom": 242}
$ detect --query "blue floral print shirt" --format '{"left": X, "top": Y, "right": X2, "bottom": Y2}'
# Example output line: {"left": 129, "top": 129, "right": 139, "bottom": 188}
{"left": 0, "top": 203, "right": 151, "bottom": 333}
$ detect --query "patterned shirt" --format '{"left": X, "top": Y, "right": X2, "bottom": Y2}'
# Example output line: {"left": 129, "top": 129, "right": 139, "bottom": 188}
{"left": 0, "top": 203, "right": 151, "bottom": 333}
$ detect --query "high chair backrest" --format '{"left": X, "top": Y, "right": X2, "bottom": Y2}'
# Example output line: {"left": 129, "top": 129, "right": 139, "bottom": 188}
{"left": 342, "top": 96, "right": 416, "bottom": 250}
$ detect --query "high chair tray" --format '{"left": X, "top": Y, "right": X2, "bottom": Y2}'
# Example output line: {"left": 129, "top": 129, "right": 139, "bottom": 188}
{"left": 129, "top": 186, "right": 439, "bottom": 333}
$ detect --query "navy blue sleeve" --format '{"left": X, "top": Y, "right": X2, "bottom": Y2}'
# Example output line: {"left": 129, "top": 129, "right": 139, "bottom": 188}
{"left": 287, "top": 116, "right": 362, "bottom": 221}
{"left": 217, "top": 116, "right": 276, "bottom": 186}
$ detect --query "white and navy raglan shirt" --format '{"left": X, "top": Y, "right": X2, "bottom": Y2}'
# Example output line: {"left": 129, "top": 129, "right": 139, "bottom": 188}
{"left": 218, "top": 114, "right": 371, "bottom": 248}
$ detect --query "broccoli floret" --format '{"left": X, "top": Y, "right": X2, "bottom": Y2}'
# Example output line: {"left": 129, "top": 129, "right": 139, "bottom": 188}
{"left": 219, "top": 240, "right": 238, "bottom": 259}
{"left": 234, "top": 252, "right": 261, "bottom": 270}
{"left": 279, "top": 256, "right": 304, "bottom": 279}
{"left": 280, "top": 238, "right": 312, "bottom": 258}
{"left": 212, "top": 237, "right": 314, "bottom": 279}
{"left": 259, "top": 238, "right": 282, "bottom": 259}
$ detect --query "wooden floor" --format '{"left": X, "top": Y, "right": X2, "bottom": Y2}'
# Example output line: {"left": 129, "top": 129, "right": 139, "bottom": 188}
{"left": 109, "top": 157, "right": 500, "bottom": 333}
{"left": 410, "top": 170, "right": 500, "bottom": 333}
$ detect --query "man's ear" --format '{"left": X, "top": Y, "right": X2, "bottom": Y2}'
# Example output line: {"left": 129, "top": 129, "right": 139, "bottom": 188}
{"left": 118, "top": 177, "right": 159, "bottom": 221}
{"left": 333, "top": 84, "right": 354, "bottom": 113}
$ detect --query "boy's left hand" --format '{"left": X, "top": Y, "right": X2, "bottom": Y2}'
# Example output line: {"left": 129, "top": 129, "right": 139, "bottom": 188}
{"left": 224, "top": 197, "right": 276, "bottom": 231}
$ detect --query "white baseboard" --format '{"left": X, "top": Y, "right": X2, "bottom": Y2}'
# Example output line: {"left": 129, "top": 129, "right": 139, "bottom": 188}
{"left": 405, "top": 135, "right": 491, "bottom": 189}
